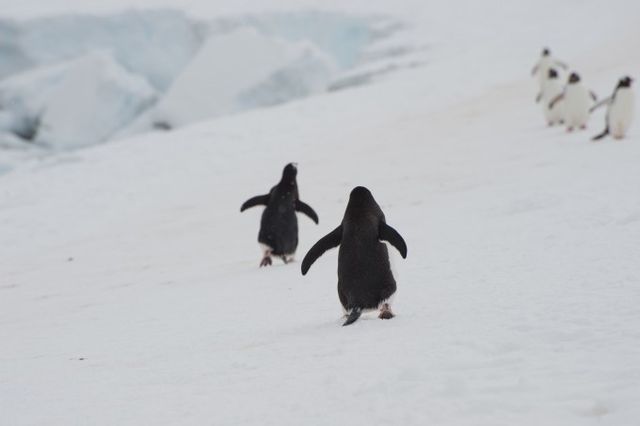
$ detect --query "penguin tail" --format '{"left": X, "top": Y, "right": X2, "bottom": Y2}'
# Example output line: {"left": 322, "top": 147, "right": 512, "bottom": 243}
{"left": 592, "top": 126, "right": 609, "bottom": 141}
{"left": 342, "top": 307, "right": 362, "bottom": 326}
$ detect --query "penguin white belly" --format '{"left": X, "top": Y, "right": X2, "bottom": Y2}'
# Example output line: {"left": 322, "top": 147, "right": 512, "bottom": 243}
{"left": 564, "top": 86, "right": 591, "bottom": 128}
{"left": 609, "top": 90, "right": 635, "bottom": 137}
{"left": 542, "top": 81, "right": 564, "bottom": 124}
{"left": 537, "top": 57, "right": 552, "bottom": 86}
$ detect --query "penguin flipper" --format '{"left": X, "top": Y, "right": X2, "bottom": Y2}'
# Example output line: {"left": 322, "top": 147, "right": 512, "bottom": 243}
{"left": 531, "top": 63, "right": 539, "bottom": 76}
{"left": 592, "top": 126, "right": 609, "bottom": 141}
{"left": 379, "top": 223, "right": 407, "bottom": 258}
{"left": 589, "top": 97, "right": 611, "bottom": 113}
{"left": 295, "top": 200, "right": 319, "bottom": 224}
{"left": 549, "top": 93, "right": 564, "bottom": 110}
{"left": 240, "top": 194, "right": 269, "bottom": 212}
{"left": 301, "top": 225, "right": 342, "bottom": 275}
{"left": 342, "top": 307, "right": 362, "bottom": 326}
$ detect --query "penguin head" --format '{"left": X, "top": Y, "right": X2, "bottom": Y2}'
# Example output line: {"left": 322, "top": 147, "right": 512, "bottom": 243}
{"left": 349, "top": 186, "right": 373, "bottom": 201}
{"left": 619, "top": 76, "right": 633, "bottom": 88}
{"left": 280, "top": 162, "right": 298, "bottom": 185}
{"left": 345, "top": 186, "right": 385, "bottom": 223}
{"left": 346, "top": 186, "right": 379, "bottom": 211}
{"left": 548, "top": 68, "right": 559, "bottom": 79}
{"left": 568, "top": 72, "right": 580, "bottom": 84}
{"left": 542, "top": 47, "right": 551, "bottom": 57}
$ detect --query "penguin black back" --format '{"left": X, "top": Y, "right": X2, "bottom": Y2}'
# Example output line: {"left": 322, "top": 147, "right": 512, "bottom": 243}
{"left": 240, "top": 163, "right": 319, "bottom": 267}
{"left": 301, "top": 186, "right": 407, "bottom": 326}
{"left": 259, "top": 164, "right": 299, "bottom": 257}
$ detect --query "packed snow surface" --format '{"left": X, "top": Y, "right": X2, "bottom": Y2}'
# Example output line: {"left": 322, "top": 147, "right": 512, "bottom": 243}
{"left": 1, "top": 0, "right": 640, "bottom": 425}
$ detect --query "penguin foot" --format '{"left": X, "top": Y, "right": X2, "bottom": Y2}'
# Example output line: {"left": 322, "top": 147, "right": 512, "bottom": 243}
{"left": 260, "top": 256, "right": 272, "bottom": 267}
{"left": 379, "top": 311, "right": 394, "bottom": 320}
{"left": 567, "top": 127, "right": 574, "bottom": 132}
{"left": 280, "top": 255, "right": 295, "bottom": 264}
{"left": 579, "top": 124, "right": 587, "bottom": 130}
{"left": 379, "top": 303, "right": 394, "bottom": 320}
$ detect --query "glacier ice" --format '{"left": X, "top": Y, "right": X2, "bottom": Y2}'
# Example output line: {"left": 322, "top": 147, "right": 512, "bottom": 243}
{"left": 136, "top": 28, "right": 337, "bottom": 131}
{"left": 0, "top": 52, "right": 157, "bottom": 149}
{"left": 0, "top": 9, "right": 407, "bottom": 167}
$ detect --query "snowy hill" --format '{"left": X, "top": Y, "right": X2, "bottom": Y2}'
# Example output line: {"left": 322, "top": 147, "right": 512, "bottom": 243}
{"left": 1, "top": 1, "right": 640, "bottom": 425}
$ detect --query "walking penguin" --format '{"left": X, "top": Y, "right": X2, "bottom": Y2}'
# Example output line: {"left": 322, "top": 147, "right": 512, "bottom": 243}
{"left": 532, "top": 47, "right": 568, "bottom": 98}
{"left": 549, "top": 72, "right": 597, "bottom": 132}
{"left": 537, "top": 68, "right": 565, "bottom": 126}
{"left": 590, "top": 76, "right": 635, "bottom": 140}
{"left": 240, "top": 163, "right": 319, "bottom": 267}
{"left": 301, "top": 186, "right": 407, "bottom": 326}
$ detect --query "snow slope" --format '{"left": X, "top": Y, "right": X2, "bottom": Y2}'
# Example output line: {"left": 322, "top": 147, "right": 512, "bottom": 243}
{"left": 1, "top": 1, "right": 640, "bottom": 425}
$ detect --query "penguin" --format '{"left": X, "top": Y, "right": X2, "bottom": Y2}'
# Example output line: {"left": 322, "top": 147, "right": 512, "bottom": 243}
{"left": 240, "top": 163, "right": 319, "bottom": 267}
{"left": 549, "top": 72, "right": 597, "bottom": 132}
{"left": 590, "top": 76, "right": 634, "bottom": 140}
{"left": 532, "top": 47, "right": 568, "bottom": 98}
{"left": 301, "top": 186, "right": 407, "bottom": 326}
{"left": 538, "top": 68, "right": 565, "bottom": 126}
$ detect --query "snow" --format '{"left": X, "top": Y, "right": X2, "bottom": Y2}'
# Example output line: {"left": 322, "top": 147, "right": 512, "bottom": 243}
{"left": 1, "top": 0, "right": 640, "bottom": 425}
{"left": 0, "top": 60, "right": 70, "bottom": 139}
{"left": 144, "top": 29, "right": 336, "bottom": 129}
{"left": 0, "top": 52, "right": 157, "bottom": 149}
{"left": 1, "top": 10, "right": 400, "bottom": 156}
{"left": 1, "top": 10, "right": 202, "bottom": 90}
{"left": 35, "top": 52, "right": 157, "bottom": 149}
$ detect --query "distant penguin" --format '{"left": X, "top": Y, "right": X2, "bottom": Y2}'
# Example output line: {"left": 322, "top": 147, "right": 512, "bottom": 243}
{"left": 549, "top": 72, "right": 597, "bottom": 132}
{"left": 538, "top": 68, "right": 565, "bottom": 126}
{"left": 240, "top": 163, "right": 319, "bottom": 267}
{"left": 301, "top": 186, "right": 407, "bottom": 326}
{"left": 532, "top": 47, "right": 568, "bottom": 95}
{"left": 591, "top": 76, "right": 635, "bottom": 140}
